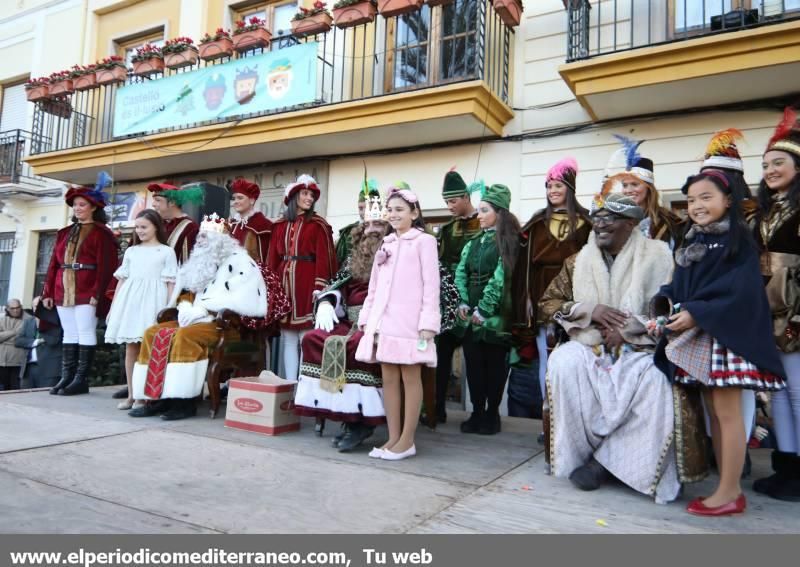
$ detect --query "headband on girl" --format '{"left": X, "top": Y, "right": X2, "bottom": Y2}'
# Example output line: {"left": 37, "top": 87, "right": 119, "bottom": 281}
{"left": 387, "top": 185, "right": 418, "bottom": 204}
{"left": 681, "top": 169, "right": 730, "bottom": 195}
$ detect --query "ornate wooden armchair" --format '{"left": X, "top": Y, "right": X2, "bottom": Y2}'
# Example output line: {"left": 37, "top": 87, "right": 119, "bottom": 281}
{"left": 156, "top": 308, "right": 265, "bottom": 418}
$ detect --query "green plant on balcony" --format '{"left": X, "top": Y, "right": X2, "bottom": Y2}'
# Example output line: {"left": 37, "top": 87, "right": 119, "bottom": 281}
{"left": 162, "top": 36, "right": 199, "bottom": 69}
{"left": 199, "top": 28, "right": 234, "bottom": 61}
{"left": 332, "top": 0, "right": 378, "bottom": 29}
{"left": 292, "top": 1, "right": 333, "bottom": 36}
{"left": 131, "top": 43, "right": 165, "bottom": 76}
{"left": 95, "top": 55, "right": 128, "bottom": 85}
{"left": 232, "top": 16, "right": 272, "bottom": 52}
{"left": 69, "top": 63, "right": 99, "bottom": 91}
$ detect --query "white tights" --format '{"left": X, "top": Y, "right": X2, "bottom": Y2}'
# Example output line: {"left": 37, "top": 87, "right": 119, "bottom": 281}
{"left": 280, "top": 329, "right": 306, "bottom": 381}
{"left": 773, "top": 352, "right": 800, "bottom": 455}
{"left": 56, "top": 305, "right": 98, "bottom": 345}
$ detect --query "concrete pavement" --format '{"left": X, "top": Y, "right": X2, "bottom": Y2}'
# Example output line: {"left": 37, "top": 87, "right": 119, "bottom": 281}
{"left": 0, "top": 388, "right": 797, "bottom": 533}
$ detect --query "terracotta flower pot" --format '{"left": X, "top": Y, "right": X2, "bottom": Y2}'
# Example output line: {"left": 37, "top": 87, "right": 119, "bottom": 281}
{"left": 232, "top": 27, "right": 272, "bottom": 52}
{"left": 199, "top": 38, "right": 234, "bottom": 61}
{"left": 73, "top": 73, "right": 98, "bottom": 91}
{"left": 333, "top": 2, "right": 377, "bottom": 28}
{"left": 492, "top": 0, "right": 523, "bottom": 27}
{"left": 132, "top": 57, "right": 165, "bottom": 76}
{"left": 426, "top": 0, "right": 454, "bottom": 6}
{"left": 49, "top": 79, "right": 74, "bottom": 96}
{"left": 96, "top": 66, "right": 128, "bottom": 85}
{"left": 378, "top": 0, "right": 423, "bottom": 18}
{"left": 291, "top": 12, "right": 333, "bottom": 37}
{"left": 25, "top": 85, "right": 50, "bottom": 102}
{"left": 164, "top": 47, "right": 199, "bottom": 69}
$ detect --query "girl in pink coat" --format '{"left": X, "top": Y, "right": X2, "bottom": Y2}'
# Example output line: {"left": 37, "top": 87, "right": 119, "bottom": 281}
{"left": 356, "top": 185, "right": 440, "bottom": 461}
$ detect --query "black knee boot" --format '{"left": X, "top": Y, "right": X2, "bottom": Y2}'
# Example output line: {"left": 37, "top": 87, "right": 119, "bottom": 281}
{"left": 50, "top": 344, "right": 79, "bottom": 395}
{"left": 61, "top": 345, "right": 94, "bottom": 396}
{"left": 768, "top": 453, "right": 800, "bottom": 502}
{"left": 753, "top": 450, "right": 792, "bottom": 495}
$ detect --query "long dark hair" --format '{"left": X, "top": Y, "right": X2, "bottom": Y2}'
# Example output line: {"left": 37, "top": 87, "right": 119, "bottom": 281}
{"left": 132, "top": 209, "right": 168, "bottom": 246}
{"left": 386, "top": 193, "right": 426, "bottom": 231}
{"left": 284, "top": 193, "right": 316, "bottom": 222}
{"left": 71, "top": 202, "right": 108, "bottom": 224}
{"left": 544, "top": 186, "right": 589, "bottom": 238}
{"left": 681, "top": 170, "right": 752, "bottom": 261}
{"left": 756, "top": 151, "right": 800, "bottom": 214}
{"left": 490, "top": 204, "right": 522, "bottom": 271}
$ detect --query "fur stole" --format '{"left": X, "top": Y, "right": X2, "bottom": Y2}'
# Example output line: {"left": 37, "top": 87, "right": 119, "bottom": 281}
{"left": 571, "top": 230, "right": 674, "bottom": 345}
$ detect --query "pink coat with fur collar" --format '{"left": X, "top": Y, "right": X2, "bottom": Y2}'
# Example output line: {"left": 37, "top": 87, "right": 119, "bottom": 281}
{"left": 356, "top": 228, "right": 440, "bottom": 367}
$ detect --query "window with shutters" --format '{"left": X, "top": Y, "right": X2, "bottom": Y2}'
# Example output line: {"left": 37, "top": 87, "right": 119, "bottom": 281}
{"left": 0, "top": 233, "right": 15, "bottom": 305}
{"left": 32, "top": 231, "right": 57, "bottom": 302}
{"left": 0, "top": 82, "right": 29, "bottom": 132}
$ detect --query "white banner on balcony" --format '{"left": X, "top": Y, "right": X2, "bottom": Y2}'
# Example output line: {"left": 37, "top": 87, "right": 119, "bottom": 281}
{"left": 112, "top": 42, "right": 318, "bottom": 137}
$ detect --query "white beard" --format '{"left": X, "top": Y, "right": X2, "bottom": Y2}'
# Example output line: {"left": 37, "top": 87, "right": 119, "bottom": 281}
{"left": 169, "top": 232, "right": 243, "bottom": 306}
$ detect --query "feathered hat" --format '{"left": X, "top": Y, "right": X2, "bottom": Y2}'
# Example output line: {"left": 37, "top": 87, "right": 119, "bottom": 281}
{"left": 765, "top": 107, "right": 800, "bottom": 159}
{"left": 359, "top": 177, "right": 380, "bottom": 203}
{"left": 442, "top": 167, "right": 468, "bottom": 198}
{"left": 601, "top": 135, "right": 655, "bottom": 195}
{"left": 545, "top": 157, "right": 578, "bottom": 191}
{"left": 148, "top": 180, "right": 205, "bottom": 208}
{"left": 65, "top": 171, "right": 112, "bottom": 209}
{"left": 230, "top": 178, "right": 260, "bottom": 201}
{"left": 284, "top": 174, "right": 320, "bottom": 205}
{"left": 702, "top": 128, "right": 744, "bottom": 172}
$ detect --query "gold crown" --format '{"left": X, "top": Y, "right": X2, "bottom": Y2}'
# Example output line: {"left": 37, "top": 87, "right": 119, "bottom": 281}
{"left": 200, "top": 212, "right": 228, "bottom": 234}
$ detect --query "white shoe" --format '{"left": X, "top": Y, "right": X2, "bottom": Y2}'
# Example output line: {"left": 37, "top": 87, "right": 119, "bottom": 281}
{"left": 368, "top": 447, "right": 385, "bottom": 459}
{"left": 380, "top": 445, "right": 416, "bottom": 461}
{"left": 117, "top": 399, "right": 134, "bottom": 410}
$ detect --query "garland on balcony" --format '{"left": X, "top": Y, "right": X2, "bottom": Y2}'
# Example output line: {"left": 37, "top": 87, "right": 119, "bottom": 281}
{"left": 293, "top": 1, "right": 331, "bottom": 20}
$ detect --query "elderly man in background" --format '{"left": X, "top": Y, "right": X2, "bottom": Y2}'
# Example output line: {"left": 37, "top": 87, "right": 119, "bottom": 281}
{"left": 15, "top": 297, "right": 63, "bottom": 389}
{"left": 0, "top": 299, "right": 31, "bottom": 391}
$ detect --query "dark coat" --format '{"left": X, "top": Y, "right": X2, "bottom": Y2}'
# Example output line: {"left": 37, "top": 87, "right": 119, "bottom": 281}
{"left": 655, "top": 227, "right": 785, "bottom": 380}
{"left": 15, "top": 317, "right": 63, "bottom": 388}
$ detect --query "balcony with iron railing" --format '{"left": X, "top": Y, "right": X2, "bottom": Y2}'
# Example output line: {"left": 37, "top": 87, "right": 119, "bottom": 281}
{"left": 25, "top": 1, "right": 514, "bottom": 184}
{"left": 0, "top": 130, "right": 49, "bottom": 187}
{"left": 559, "top": 0, "right": 800, "bottom": 119}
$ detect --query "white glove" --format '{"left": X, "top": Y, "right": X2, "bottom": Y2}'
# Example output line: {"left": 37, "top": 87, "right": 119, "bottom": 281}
{"left": 315, "top": 301, "right": 339, "bottom": 332}
{"left": 177, "top": 301, "right": 210, "bottom": 327}
{"left": 33, "top": 338, "right": 45, "bottom": 347}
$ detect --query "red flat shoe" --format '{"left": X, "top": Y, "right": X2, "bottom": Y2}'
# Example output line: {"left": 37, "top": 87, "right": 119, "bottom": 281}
{"left": 686, "top": 494, "right": 746, "bottom": 517}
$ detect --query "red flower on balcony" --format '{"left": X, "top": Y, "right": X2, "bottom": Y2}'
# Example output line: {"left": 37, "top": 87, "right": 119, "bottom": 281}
{"left": 233, "top": 16, "right": 266, "bottom": 34}
{"left": 131, "top": 43, "right": 163, "bottom": 62}
{"left": 293, "top": 1, "right": 330, "bottom": 20}
{"left": 200, "top": 27, "right": 232, "bottom": 44}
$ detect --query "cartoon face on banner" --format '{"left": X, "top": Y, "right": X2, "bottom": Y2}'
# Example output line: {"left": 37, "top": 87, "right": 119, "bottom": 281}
{"left": 267, "top": 59, "right": 292, "bottom": 100}
{"left": 204, "top": 73, "right": 227, "bottom": 110}
{"left": 235, "top": 66, "right": 258, "bottom": 105}
{"left": 197, "top": 250, "right": 268, "bottom": 317}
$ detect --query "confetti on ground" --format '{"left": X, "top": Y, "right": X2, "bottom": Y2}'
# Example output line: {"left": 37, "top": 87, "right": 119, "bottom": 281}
{"left": 596, "top": 519, "right": 608, "bottom": 527}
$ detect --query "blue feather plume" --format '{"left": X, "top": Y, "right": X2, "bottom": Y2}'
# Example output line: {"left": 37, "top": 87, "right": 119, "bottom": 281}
{"left": 612, "top": 134, "right": 644, "bottom": 170}
{"left": 90, "top": 171, "right": 112, "bottom": 203}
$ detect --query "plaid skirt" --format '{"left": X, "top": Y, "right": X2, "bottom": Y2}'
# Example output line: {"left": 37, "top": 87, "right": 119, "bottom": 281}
{"left": 672, "top": 332, "right": 785, "bottom": 391}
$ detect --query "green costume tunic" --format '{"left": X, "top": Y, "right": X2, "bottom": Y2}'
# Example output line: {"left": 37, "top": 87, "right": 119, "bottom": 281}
{"left": 438, "top": 213, "right": 481, "bottom": 275}
{"left": 455, "top": 230, "right": 513, "bottom": 345}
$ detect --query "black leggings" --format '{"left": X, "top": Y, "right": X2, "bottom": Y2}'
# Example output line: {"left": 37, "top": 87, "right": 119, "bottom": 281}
{"left": 462, "top": 332, "right": 509, "bottom": 416}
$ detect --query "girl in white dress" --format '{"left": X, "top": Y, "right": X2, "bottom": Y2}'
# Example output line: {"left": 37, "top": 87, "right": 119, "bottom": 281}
{"left": 105, "top": 209, "right": 177, "bottom": 409}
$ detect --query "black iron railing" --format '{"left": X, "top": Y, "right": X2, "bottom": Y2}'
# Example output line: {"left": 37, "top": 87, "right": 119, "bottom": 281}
{"left": 0, "top": 129, "right": 48, "bottom": 184}
{"left": 30, "top": 1, "right": 512, "bottom": 155}
{"left": 566, "top": 0, "right": 800, "bottom": 62}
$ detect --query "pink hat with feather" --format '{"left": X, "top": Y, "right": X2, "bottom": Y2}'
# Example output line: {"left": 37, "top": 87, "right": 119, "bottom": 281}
{"left": 545, "top": 157, "right": 579, "bottom": 191}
